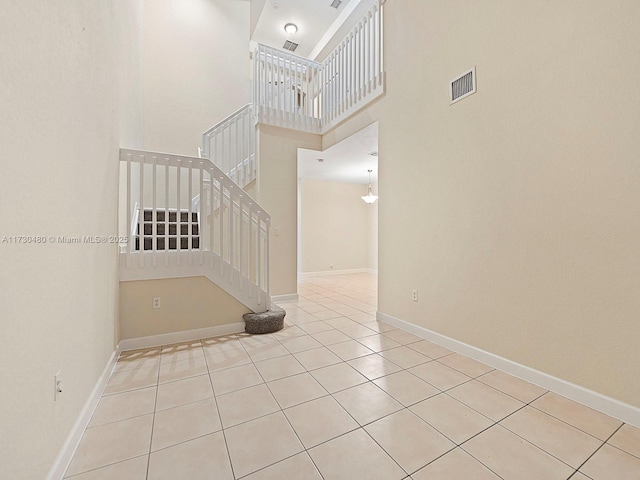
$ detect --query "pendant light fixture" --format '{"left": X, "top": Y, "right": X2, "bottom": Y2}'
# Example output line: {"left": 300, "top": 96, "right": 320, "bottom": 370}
{"left": 361, "top": 169, "right": 378, "bottom": 204}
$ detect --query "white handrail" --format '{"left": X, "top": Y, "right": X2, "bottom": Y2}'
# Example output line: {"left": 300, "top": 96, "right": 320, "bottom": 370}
{"left": 201, "top": 104, "right": 255, "bottom": 189}
{"left": 119, "top": 149, "right": 270, "bottom": 312}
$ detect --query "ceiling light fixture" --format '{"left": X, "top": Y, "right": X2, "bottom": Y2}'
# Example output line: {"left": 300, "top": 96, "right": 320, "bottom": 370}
{"left": 284, "top": 23, "right": 298, "bottom": 35}
{"left": 361, "top": 169, "right": 378, "bottom": 204}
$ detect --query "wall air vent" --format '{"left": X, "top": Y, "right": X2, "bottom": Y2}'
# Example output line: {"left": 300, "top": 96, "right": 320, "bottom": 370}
{"left": 283, "top": 40, "right": 299, "bottom": 52}
{"left": 331, "top": 0, "right": 342, "bottom": 8}
{"left": 450, "top": 66, "right": 476, "bottom": 104}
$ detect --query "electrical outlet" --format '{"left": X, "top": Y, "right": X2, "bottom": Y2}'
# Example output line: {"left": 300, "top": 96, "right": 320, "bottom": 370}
{"left": 54, "top": 371, "right": 62, "bottom": 401}
{"left": 153, "top": 297, "right": 161, "bottom": 309}
{"left": 274, "top": 226, "right": 280, "bottom": 237}
{"left": 412, "top": 289, "right": 418, "bottom": 302}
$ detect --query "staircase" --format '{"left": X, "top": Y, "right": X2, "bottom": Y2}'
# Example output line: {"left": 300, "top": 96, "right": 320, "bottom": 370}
{"left": 118, "top": 0, "right": 384, "bottom": 314}
{"left": 119, "top": 150, "right": 270, "bottom": 312}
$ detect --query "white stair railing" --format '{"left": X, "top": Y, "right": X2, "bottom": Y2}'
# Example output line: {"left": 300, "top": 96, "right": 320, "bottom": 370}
{"left": 253, "top": 45, "right": 323, "bottom": 133}
{"left": 119, "top": 149, "right": 270, "bottom": 312}
{"left": 322, "top": 0, "right": 384, "bottom": 130}
{"left": 201, "top": 104, "right": 256, "bottom": 188}
{"left": 253, "top": 0, "right": 384, "bottom": 134}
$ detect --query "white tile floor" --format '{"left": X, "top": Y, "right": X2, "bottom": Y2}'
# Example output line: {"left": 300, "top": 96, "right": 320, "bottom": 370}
{"left": 64, "top": 273, "right": 640, "bottom": 479}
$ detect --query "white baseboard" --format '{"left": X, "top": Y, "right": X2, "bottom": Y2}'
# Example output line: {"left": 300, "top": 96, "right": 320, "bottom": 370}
{"left": 298, "top": 268, "right": 377, "bottom": 279}
{"left": 119, "top": 322, "right": 245, "bottom": 352}
{"left": 271, "top": 293, "right": 299, "bottom": 303}
{"left": 377, "top": 311, "right": 640, "bottom": 428}
{"left": 46, "top": 347, "right": 121, "bottom": 480}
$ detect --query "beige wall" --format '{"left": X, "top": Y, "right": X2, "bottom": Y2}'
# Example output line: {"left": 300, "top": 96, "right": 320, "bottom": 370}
{"left": 323, "top": 108, "right": 382, "bottom": 152}
{"left": 367, "top": 181, "right": 379, "bottom": 271}
{"left": 257, "top": 125, "right": 322, "bottom": 295}
{"left": 250, "top": 0, "right": 267, "bottom": 38}
{"left": 0, "top": 1, "right": 143, "bottom": 478}
{"left": 142, "top": 0, "right": 250, "bottom": 155}
{"left": 119, "top": 277, "right": 250, "bottom": 339}
{"left": 117, "top": 1, "right": 144, "bottom": 149}
{"left": 376, "top": 0, "right": 640, "bottom": 407}
{"left": 300, "top": 178, "right": 375, "bottom": 273}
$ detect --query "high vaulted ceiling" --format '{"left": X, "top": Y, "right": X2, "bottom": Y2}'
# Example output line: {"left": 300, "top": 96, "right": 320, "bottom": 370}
{"left": 250, "top": 0, "right": 358, "bottom": 60}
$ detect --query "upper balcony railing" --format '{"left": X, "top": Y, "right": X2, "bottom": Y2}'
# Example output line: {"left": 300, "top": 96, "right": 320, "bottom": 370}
{"left": 253, "top": 46, "right": 323, "bottom": 133}
{"left": 253, "top": 0, "right": 384, "bottom": 134}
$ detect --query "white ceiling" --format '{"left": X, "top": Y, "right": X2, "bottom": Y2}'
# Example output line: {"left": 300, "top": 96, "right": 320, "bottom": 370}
{"left": 298, "top": 122, "right": 378, "bottom": 184}
{"left": 251, "top": 0, "right": 357, "bottom": 59}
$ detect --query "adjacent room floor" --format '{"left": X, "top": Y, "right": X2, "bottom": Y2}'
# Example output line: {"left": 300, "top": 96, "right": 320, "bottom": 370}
{"left": 64, "top": 273, "right": 640, "bottom": 479}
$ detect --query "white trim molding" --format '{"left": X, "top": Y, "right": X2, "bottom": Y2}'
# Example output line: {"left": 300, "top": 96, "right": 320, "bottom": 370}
{"left": 377, "top": 311, "right": 640, "bottom": 428}
{"left": 46, "top": 347, "right": 121, "bottom": 480}
{"left": 298, "top": 268, "right": 376, "bottom": 279}
{"left": 271, "top": 293, "right": 299, "bottom": 303}
{"left": 119, "top": 322, "right": 245, "bottom": 352}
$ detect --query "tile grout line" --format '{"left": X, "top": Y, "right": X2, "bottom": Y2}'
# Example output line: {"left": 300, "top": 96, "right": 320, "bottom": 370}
{"left": 236, "top": 330, "right": 327, "bottom": 479}
{"left": 566, "top": 423, "right": 625, "bottom": 479}
{"left": 63, "top": 455, "right": 150, "bottom": 480}
{"left": 271, "top": 323, "right": 455, "bottom": 479}
{"left": 605, "top": 433, "right": 640, "bottom": 461}
{"left": 494, "top": 400, "right": 605, "bottom": 471}
{"left": 65, "top": 351, "right": 161, "bottom": 477}
{"left": 250, "top": 314, "right": 419, "bottom": 479}
{"left": 207, "top": 336, "right": 241, "bottom": 480}
{"left": 233, "top": 319, "right": 507, "bottom": 444}
{"left": 451, "top": 445, "right": 507, "bottom": 480}
{"left": 84, "top": 275, "right": 633, "bottom": 480}
{"left": 456, "top": 392, "right": 585, "bottom": 479}
{"left": 358, "top": 422, "right": 417, "bottom": 477}
{"left": 144, "top": 343, "right": 164, "bottom": 480}
{"left": 70, "top": 282, "right": 381, "bottom": 477}
{"left": 285, "top": 288, "right": 416, "bottom": 479}
{"left": 344, "top": 364, "right": 508, "bottom": 477}
{"left": 250, "top": 330, "right": 366, "bottom": 479}
{"left": 445, "top": 384, "right": 544, "bottom": 479}
{"left": 234, "top": 336, "right": 331, "bottom": 479}
{"left": 526, "top": 395, "right": 624, "bottom": 444}
{"left": 108, "top": 329, "right": 499, "bottom": 474}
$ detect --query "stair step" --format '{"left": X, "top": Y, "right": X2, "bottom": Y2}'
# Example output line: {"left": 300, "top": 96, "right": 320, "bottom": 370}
{"left": 143, "top": 209, "right": 198, "bottom": 223}
{"left": 135, "top": 237, "right": 200, "bottom": 251}
{"left": 138, "top": 224, "right": 199, "bottom": 236}
{"left": 136, "top": 208, "right": 200, "bottom": 251}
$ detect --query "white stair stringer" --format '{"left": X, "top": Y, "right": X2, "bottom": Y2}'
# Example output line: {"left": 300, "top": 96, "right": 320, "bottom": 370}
{"left": 118, "top": 251, "right": 269, "bottom": 313}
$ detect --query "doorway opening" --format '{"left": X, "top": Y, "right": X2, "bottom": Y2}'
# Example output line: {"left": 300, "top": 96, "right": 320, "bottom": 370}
{"left": 295, "top": 122, "right": 378, "bottom": 311}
